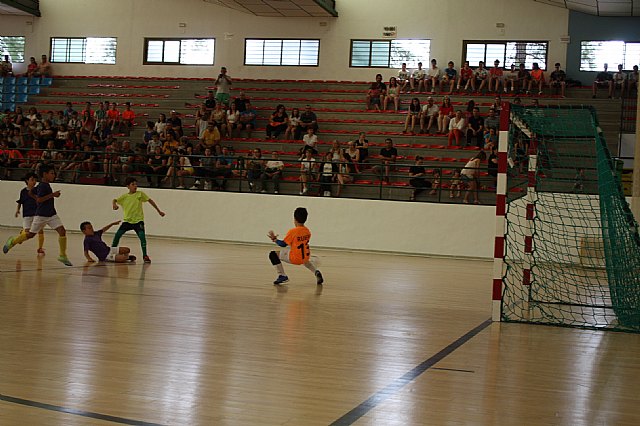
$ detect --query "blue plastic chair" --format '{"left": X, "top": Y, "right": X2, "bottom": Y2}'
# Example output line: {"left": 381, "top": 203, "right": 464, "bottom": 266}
{"left": 28, "top": 85, "right": 40, "bottom": 95}
{"left": 16, "top": 77, "right": 28, "bottom": 86}
{"left": 16, "top": 93, "right": 28, "bottom": 103}
{"left": 41, "top": 77, "right": 53, "bottom": 86}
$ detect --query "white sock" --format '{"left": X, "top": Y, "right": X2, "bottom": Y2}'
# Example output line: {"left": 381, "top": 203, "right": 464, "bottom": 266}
{"left": 303, "top": 262, "right": 317, "bottom": 273}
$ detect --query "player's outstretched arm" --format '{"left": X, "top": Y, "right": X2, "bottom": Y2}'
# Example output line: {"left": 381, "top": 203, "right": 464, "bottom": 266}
{"left": 148, "top": 199, "right": 165, "bottom": 217}
{"left": 101, "top": 220, "right": 121, "bottom": 233}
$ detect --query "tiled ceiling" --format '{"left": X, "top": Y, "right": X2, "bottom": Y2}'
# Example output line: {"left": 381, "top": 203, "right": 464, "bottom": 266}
{"left": 202, "top": 0, "right": 337, "bottom": 17}
{"left": 535, "top": 0, "right": 640, "bottom": 16}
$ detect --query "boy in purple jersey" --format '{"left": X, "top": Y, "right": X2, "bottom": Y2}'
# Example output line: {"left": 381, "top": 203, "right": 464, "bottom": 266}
{"left": 3, "top": 164, "right": 72, "bottom": 266}
{"left": 13, "top": 172, "right": 46, "bottom": 254}
{"left": 81, "top": 221, "right": 135, "bottom": 263}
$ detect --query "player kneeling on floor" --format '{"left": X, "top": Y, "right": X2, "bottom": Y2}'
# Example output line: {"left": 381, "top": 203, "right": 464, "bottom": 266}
{"left": 81, "top": 221, "right": 136, "bottom": 263}
{"left": 267, "top": 207, "right": 323, "bottom": 285}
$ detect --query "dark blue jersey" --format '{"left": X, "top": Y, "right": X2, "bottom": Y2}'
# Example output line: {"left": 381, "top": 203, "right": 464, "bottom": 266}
{"left": 35, "top": 182, "right": 56, "bottom": 217}
{"left": 17, "top": 187, "right": 38, "bottom": 217}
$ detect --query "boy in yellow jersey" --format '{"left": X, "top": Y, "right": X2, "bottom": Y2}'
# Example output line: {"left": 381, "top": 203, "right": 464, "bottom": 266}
{"left": 112, "top": 177, "right": 165, "bottom": 263}
{"left": 3, "top": 165, "right": 72, "bottom": 266}
{"left": 267, "top": 207, "right": 323, "bottom": 285}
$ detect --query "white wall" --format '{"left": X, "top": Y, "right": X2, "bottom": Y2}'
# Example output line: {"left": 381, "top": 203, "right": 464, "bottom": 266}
{"left": 0, "top": 181, "right": 496, "bottom": 258}
{"left": 0, "top": 0, "right": 569, "bottom": 80}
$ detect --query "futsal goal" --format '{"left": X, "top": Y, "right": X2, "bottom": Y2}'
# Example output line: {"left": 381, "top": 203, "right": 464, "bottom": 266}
{"left": 493, "top": 104, "right": 640, "bottom": 331}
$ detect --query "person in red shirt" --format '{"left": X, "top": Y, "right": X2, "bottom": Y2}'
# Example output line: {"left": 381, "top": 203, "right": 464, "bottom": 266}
{"left": 457, "top": 61, "right": 473, "bottom": 92}
{"left": 267, "top": 207, "right": 324, "bottom": 286}
{"left": 106, "top": 102, "right": 121, "bottom": 131}
{"left": 121, "top": 101, "right": 136, "bottom": 135}
{"left": 528, "top": 62, "right": 545, "bottom": 95}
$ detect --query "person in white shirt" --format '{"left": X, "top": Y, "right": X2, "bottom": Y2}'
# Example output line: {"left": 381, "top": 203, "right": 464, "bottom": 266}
{"left": 426, "top": 59, "right": 442, "bottom": 93}
{"left": 461, "top": 151, "right": 487, "bottom": 204}
{"left": 419, "top": 97, "right": 440, "bottom": 134}
{"left": 613, "top": 64, "right": 627, "bottom": 99}
{"left": 299, "top": 148, "right": 316, "bottom": 195}
{"left": 397, "top": 63, "right": 410, "bottom": 92}
{"left": 447, "top": 110, "right": 466, "bottom": 146}
{"left": 472, "top": 61, "right": 489, "bottom": 93}
{"left": 301, "top": 127, "right": 318, "bottom": 155}
{"left": 410, "top": 62, "right": 426, "bottom": 93}
{"left": 261, "top": 152, "right": 284, "bottom": 194}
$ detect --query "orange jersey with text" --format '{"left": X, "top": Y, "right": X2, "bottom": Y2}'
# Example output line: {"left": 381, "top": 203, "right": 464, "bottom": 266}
{"left": 283, "top": 225, "right": 311, "bottom": 265}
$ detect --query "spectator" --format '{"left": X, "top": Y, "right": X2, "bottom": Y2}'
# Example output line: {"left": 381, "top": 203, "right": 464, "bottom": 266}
{"left": 403, "top": 97, "right": 421, "bottom": 134}
{"left": 440, "top": 61, "right": 457, "bottom": 94}
{"left": 203, "top": 90, "right": 216, "bottom": 110}
{"left": 504, "top": 64, "right": 518, "bottom": 93}
{"left": 592, "top": 63, "right": 614, "bottom": 98}
{"left": 449, "top": 169, "right": 462, "bottom": 199}
{"left": 410, "top": 62, "right": 426, "bottom": 93}
{"left": 169, "top": 148, "right": 194, "bottom": 189}
{"left": 238, "top": 102, "right": 257, "bottom": 138}
{"left": 233, "top": 91, "right": 250, "bottom": 113}
{"left": 612, "top": 64, "right": 627, "bottom": 99}
{"left": 488, "top": 145, "right": 499, "bottom": 187}
{"left": 354, "top": 131, "right": 369, "bottom": 164}
{"left": 144, "top": 146, "right": 169, "bottom": 187}
{"left": 372, "top": 138, "right": 397, "bottom": 183}
{"left": 397, "top": 63, "right": 410, "bottom": 92}
{"left": 365, "top": 73, "right": 386, "bottom": 111}
{"left": 437, "top": 96, "right": 454, "bottom": 134}
{"left": 384, "top": 77, "right": 400, "bottom": 112}
{"left": 429, "top": 169, "right": 441, "bottom": 196}
{"left": 549, "top": 62, "right": 567, "bottom": 97}
{"left": 199, "top": 122, "right": 221, "bottom": 153}
{"left": 106, "top": 102, "right": 120, "bottom": 132}
{"left": 284, "top": 107, "right": 300, "bottom": 140}
{"left": 225, "top": 102, "right": 240, "bottom": 138}
{"left": 214, "top": 67, "right": 233, "bottom": 106}
{"left": 628, "top": 65, "right": 639, "bottom": 93}
{"left": 266, "top": 104, "right": 289, "bottom": 139}
{"left": 425, "top": 59, "right": 441, "bottom": 93}
{"left": 94, "top": 101, "right": 107, "bottom": 128}
{"left": 461, "top": 151, "right": 487, "bottom": 204}
{"left": 419, "top": 96, "right": 439, "bottom": 134}
{"left": 516, "top": 63, "right": 531, "bottom": 94}
{"left": 484, "top": 108, "right": 499, "bottom": 133}
{"left": 408, "top": 156, "right": 431, "bottom": 201}
{"left": 299, "top": 148, "right": 317, "bottom": 195}
{"left": 195, "top": 104, "right": 210, "bottom": 138}
{"left": 448, "top": 110, "right": 466, "bottom": 147}
{"left": 328, "top": 139, "right": 342, "bottom": 162}
{"left": 121, "top": 102, "right": 135, "bottom": 135}
{"left": 466, "top": 107, "right": 485, "bottom": 148}
{"left": 212, "top": 146, "right": 234, "bottom": 190}
{"left": 247, "top": 148, "right": 264, "bottom": 192}
{"left": 472, "top": 61, "right": 489, "bottom": 93}
{"left": 528, "top": 62, "right": 545, "bottom": 95}
{"left": 210, "top": 102, "right": 227, "bottom": 137}
{"left": 344, "top": 140, "right": 361, "bottom": 173}
{"left": 294, "top": 105, "right": 319, "bottom": 140}
{"left": 154, "top": 113, "right": 167, "bottom": 135}
{"left": 484, "top": 127, "right": 498, "bottom": 150}
{"left": 192, "top": 147, "right": 215, "bottom": 190}
{"left": 488, "top": 59, "right": 503, "bottom": 93}
{"left": 37, "top": 54, "right": 52, "bottom": 77}
{"left": 335, "top": 150, "right": 353, "bottom": 197}
{"left": 25, "top": 57, "right": 38, "bottom": 78}
{"left": 457, "top": 61, "right": 473, "bottom": 92}
{"left": 169, "top": 110, "right": 183, "bottom": 138}
{"left": 261, "top": 151, "right": 284, "bottom": 194}
{"left": 147, "top": 131, "right": 162, "bottom": 154}
{"left": 1, "top": 55, "right": 13, "bottom": 77}
{"left": 301, "top": 127, "right": 318, "bottom": 155}
{"left": 319, "top": 151, "right": 336, "bottom": 197}
{"left": 162, "top": 131, "right": 179, "bottom": 154}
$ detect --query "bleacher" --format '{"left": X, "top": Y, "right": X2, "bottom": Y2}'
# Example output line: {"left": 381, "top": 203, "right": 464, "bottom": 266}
{"left": 0, "top": 76, "right": 53, "bottom": 110}
{"left": 4, "top": 75, "right": 625, "bottom": 204}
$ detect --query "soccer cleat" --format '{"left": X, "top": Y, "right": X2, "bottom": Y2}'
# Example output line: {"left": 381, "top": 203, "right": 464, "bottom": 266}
{"left": 128, "top": 255, "right": 137, "bottom": 262}
{"left": 143, "top": 255, "right": 151, "bottom": 263}
{"left": 273, "top": 275, "right": 289, "bottom": 285}
{"left": 315, "top": 270, "right": 324, "bottom": 285}
{"left": 3, "top": 237, "right": 14, "bottom": 254}
{"left": 58, "top": 256, "right": 73, "bottom": 266}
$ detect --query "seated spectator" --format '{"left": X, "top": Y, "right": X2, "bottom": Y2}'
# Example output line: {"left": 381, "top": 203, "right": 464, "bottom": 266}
{"left": 25, "top": 57, "right": 38, "bottom": 78}
{"left": 154, "top": 113, "right": 168, "bottom": 135}
{"left": 488, "top": 145, "right": 499, "bottom": 187}
{"left": 449, "top": 170, "right": 462, "bottom": 199}
{"left": 372, "top": 138, "right": 397, "bottom": 183}
{"left": 319, "top": 151, "right": 336, "bottom": 197}
{"left": 425, "top": 58, "right": 441, "bottom": 93}
{"left": 238, "top": 102, "right": 257, "bottom": 138}
{"left": 299, "top": 148, "right": 317, "bottom": 195}
{"left": 366, "top": 73, "right": 386, "bottom": 111}
{"left": 74, "top": 144, "right": 99, "bottom": 183}
{"left": 397, "top": 63, "right": 410, "bottom": 92}
{"left": 106, "top": 102, "right": 120, "bottom": 132}
{"left": 1, "top": 55, "right": 13, "bottom": 77}
{"left": 294, "top": 105, "right": 319, "bottom": 140}
{"left": 504, "top": 64, "right": 518, "bottom": 93}
{"left": 354, "top": 131, "right": 369, "bottom": 164}
{"left": 246, "top": 148, "right": 264, "bottom": 192}
{"left": 448, "top": 110, "right": 466, "bottom": 147}
{"left": 162, "top": 131, "right": 179, "bottom": 154}
{"left": 466, "top": 107, "right": 485, "bottom": 148}
{"left": 210, "top": 103, "right": 227, "bottom": 137}
{"left": 461, "top": 151, "right": 487, "bottom": 204}
{"left": 410, "top": 62, "right": 426, "bottom": 93}
{"left": 488, "top": 60, "right": 504, "bottom": 93}
{"left": 169, "top": 110, "right": 183, "bottom": 138}
{"left": 233, "top": 91, "right": 250, "bottom": 113}
{"left": 170, "top": 148, "right": 195, "bottom": 189}
{"left": 408, "top": 156, "right": 431, "bottom": 201}
{"left": 419, "top": 96, "right": 439, "bottom": 134}
{"left": 457, "top": 61, "right": 473, "bottom": 92}
{"left": 472, "top": 61, "right": 489, "bottom": 93}
{"left": 144, "top": 146, "right": 169, "bottom": 187}
{"left": 549, "top": 62, "right": 567, "bottom": 97}
{"left": 344, "top": 140, "right": 361, "bottom": 173}
{"left": 516, "top": 63, "right": 531, "bottom": 93}
{"left": 285, "top": 107, "right": 300, "bottom": 140}
{"left": 384, "top": 77, "right": 400, "bottom": 112}
{"left": 301, "top": 127, "right": 318, "bottom": 155}
{"left": 212, "top": 146, "right": 234, "bottom": 190}
{"left": 203, "top": 90, "right": 216, "bottom": 110}
{"left": 628, "top": 65, "right": 639, "bottom": 93}
{"left": 260, "top": 151, "right": 284, "bottom": 194}
{"left": 403, "top": 97, "right": 421, "bottom": 134}
{"left": 484, "top": 108, "right": 499, "bottom": 133}
{"left": 528, "top": 62, "right": 545, "bottom": 95}
{"left": 440, "top": 61, "right": 457, "bottom": 94}
{"left": 592, "top": 63, "right": 613, "bottom": 98}
{"left": 37, "top": 54, "right": 52, "bottom": 77}
{"left": 193, "top": 147, "right": 216, "bottom": 190}
{"left": 94, "top": 101, "right": 107, "bottom": 128}
{"left": 612, "top": 64, "right": 627, "bottom": 99}
{"left": 328, "top": 139, "right": 342, "bottom": 162}
{"left": 492, "top": 95, "right": 503, "bottom": 112}
{"left": 335, "top": 150, "right": 353, "bottom": 197}
{"left": 194, "top": 104, "right": 210, "bottom": 139}
{"left": 121, "top": 102, "right": 136, "bottom": 135}
{"left": 437, "top": 96, "right": 454, "bottom": 134}
{"left": 266, "top": 104, "right": 289, "bottom": 139}
{"left": 484, "top": 127, "right": 498, "bottom": 150}
{"left": 429, "top": 169, "right": 441, "bottom": 196}
{"left": 225, "top": 102, "right": 240, "bottom": 138}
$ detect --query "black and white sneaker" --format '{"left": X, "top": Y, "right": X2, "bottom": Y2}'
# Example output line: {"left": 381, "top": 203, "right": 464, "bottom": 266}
{"left": 315, "top": 270, "right": 324, "bottom": 285}
{"left": 273, "top": 275, "right": 289, "bottom": 285}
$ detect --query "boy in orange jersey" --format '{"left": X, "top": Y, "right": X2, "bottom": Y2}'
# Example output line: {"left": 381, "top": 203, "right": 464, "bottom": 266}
{"left": 267, "top": 207, "right": 323, "bottom": 285}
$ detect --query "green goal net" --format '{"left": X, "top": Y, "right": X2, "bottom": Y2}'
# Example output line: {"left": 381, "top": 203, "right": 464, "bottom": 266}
{"left": 501, "top": 104, "right": 640, "bottom": 331}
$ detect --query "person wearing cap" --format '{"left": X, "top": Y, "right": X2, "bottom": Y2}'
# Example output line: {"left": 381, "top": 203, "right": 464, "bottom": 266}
{"left": 488, "top": 59, "right": 504, "bottom": 93}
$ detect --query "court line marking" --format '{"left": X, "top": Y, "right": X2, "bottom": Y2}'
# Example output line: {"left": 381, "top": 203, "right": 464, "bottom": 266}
{"left": 330, "top": 318, "right": 492, "bottom": 426}
{"left": 0, "top": 393, "right": 165, "bottom": 426}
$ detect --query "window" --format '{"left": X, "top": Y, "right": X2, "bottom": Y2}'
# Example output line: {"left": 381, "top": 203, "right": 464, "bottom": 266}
{"left": 244, "top": 39, "right": 319, "bottom": 66}
{"left": 51, "top": 37, "right": 117, "bottom": 64}
{"left": 144, "top": 38, "right": 215, "bottom": 65}
{"left": 350, "top": 39, "right": 430, "bottom": 68}
{"left": 463, "top": 41, "right": 548, "bottom": 70}
{"left": 580, "top": 41, "right": 640, "bottom": 71}
{"left": 0, "top": 36, "right": 26, "bottom": 63}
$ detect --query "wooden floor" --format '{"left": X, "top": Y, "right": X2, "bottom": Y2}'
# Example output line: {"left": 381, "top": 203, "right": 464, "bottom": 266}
{"left": 1, "top": 229, "right": 640, "bottom": 426}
